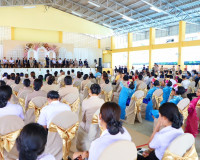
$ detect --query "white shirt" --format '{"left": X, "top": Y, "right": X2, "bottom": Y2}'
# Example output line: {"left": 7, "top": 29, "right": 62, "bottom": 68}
{"left": 17, "top": 154, "right": 55, "bottom": 160}
{"left": 181, "top": 79, "right": 191, "bottom": 89}
{"left": 38, "top": 101, "right": 71, "bottom": 128}
{"left": 3, "top": 59, "right": 7, "bottom": 63}
{"left": 0, "top": 102, "right": 24, "bottom": 119}
{"left": 9, "top": 59, "right": 14, "bottom": 63}
{"left": 149, "top": 126, "right": 183, "bottom": 160}
{"left": 170, "top": 79, "right": 177, "bottom": 86}
{"left": 52, "top": 60, "right": 56, "bottom": 64}
{"left": 89, "top": 128, "right": 132, "bottom": 160}
{"left": 37, "top": 154, "right": 55, "bottom": 160}
{"left": 58, "top": 60, "right": 62, "bottom": 64}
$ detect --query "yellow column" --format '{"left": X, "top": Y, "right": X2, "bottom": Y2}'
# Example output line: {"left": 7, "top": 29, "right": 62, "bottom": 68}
{"left": 98, "top": 39, "right": 101, "bottom": 49}
{"left": 58, "top": 31, "right": 63, "bottom": 43}
{"left": 111, "top": 36, "right": 115, "bottom": 68}
{"left": 11, "top": 27, "right": 15, "bottom": 40}
{"left": 128, "top": 33, "right": 133, "bottom": 71}
{"left": 149, "top": 28, "right": 155, "bottom": 69}
{"left": 178, "top": 21, "right": 186, "bottom": 70}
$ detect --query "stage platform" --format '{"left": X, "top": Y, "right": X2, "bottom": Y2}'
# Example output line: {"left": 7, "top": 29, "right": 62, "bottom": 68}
{"left": 0, "top": 68, "right": 96, "bottom": 77}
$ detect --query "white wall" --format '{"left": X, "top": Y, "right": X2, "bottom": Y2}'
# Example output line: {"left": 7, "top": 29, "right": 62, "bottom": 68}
{"left": 63, "top": 32, "right": 98, "bottom": 48}
{"left": 0, "top": 26, "right": 11, "bottom": 59}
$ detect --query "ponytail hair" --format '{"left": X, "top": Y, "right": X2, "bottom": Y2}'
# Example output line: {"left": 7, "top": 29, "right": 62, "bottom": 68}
{"left": 0, "top": 85, "right": 12, "bottom": 108}
{"left": 100, "top": 102, "right": 124, "bottom": 135}
{"left": 167, "top": 80, "right": 172, "bottom": 87}
{"left": 159, "top": 102, "right": 183, "bottom": 129}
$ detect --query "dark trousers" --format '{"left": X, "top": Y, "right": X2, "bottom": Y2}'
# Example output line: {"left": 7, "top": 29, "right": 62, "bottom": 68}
{"left": 187, "top": 93, "right": 197, "bottom": 101}
{"left": 137, "top": 151, "right": 159, "bottom": 160}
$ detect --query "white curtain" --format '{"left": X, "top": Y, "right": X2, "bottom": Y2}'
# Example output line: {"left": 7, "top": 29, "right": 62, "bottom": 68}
{"left": 112, "top": 52, "right": 128, "bottom": 67}
{"left": 0, "top": 45, "right": 3, "bottom": 59}
{"left": 74, "top": 48, "right": 102, "bottom": 66}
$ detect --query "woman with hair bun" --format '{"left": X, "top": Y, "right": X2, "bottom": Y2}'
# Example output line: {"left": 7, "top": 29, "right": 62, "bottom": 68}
{"left": 16, "top": 123, "right": 55, "bottom": 160}
{"left": 0, "top": 85, "right": 24, "bottom": 119}
{"left": 73, "top": 102, "right": 132, "bottom": 160}
{"left": 138, "top": 102, "right": 184, "bottom": 160}
{"left": 169, "top": 86, "right": 185, "bottom": 105}
{"left": 160, "top": 80, "right": 172, "bottom": 105}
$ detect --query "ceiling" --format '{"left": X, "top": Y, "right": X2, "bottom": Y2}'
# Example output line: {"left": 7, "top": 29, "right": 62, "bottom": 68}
{"left": 1, "top": 0, "right": 200, "bottom": 35}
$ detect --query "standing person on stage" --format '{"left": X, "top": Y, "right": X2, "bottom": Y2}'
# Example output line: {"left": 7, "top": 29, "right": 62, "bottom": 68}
{"left": 16, "top": 58, "right": 21, "bottom": 68}
{"left": 3, "top": 57, "right": 8, "bottom": 68}
{"left": 124, "top": 66, "right": 127, "bottom": 74}
{"left": 33, "top": 58, "right": 37, "bottom": 68}
{"left": 9, "top": 57, "right": 14, "bottom": 68}
{"left": 29, "top": 57, "right": 34, "bottom": 68}
{"left": 58, "top": 58, "right": 62, "bottom": 68}
{"left": 79, "top": 59, "right": 83, "bottom": 67}
{"left": 27, "top": 58, "right": 30, "bottom": 68}
{"left": 62, "top": 58, "right": 66, "bottom": 68}
{"left": 22, "top": 58, "right": 25, "bottom": 68}
{"left": 45, "top": 55, "right": 50, "bottom": 68}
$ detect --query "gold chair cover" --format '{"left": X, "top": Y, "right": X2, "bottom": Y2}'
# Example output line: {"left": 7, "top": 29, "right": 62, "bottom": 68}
{"left": 153, "top": 94, "right": 163, "bottom": 109}
{"left": 49, "top": 122, "right": 79, "bottom": 160}
{"left": 0, "top": 129, "right": 21, "bottom": 160}
{"left": 28, "top": 101, "right": 48, "bottom": 122}
{"left": 91, "top": 114, "right": 103, "bottom": 132}
{"left": 125, "top": 95, "right": 144, "bottom": 124}
{"left": 92, "top": 114, "right": 98, "bottom": 124}
{"left": 19, "top": 98, "right": 26, "bottom": 113}
{"left": 178, "top": 105, "right": 189, "bottom": 123}
{"left": 188, "top": 86, "right": 195, "bottom": 93}
{"left": 162, "top": 145, "right": 198, "bottom": 160}
{"left": 102, "top": 90, "right": 112, "bottom": 102}
{"left": 13, "top": 91, "right": 18, "bottom": 97}
{"left": 196, "top": 100, "right": 200, "bottom": 109}
{"left": 63, "top": 98, "right": 80, "bottom": 113}
{"left": 132, "top": 95, "right": 144, "bottom": 116}
{"left": 96, "top": 77, "right": 101, "bottom": 84}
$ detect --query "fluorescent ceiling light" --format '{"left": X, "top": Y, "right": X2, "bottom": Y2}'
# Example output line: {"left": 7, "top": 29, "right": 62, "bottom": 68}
{"left": 23, "top": 6, "right": 36, "bottom": 9}
{"left": 150, "top": 6, "right": 162, "bottom": 13}
{"left": 72, "top": 11, "right": 82, "bottom": 17}
{"left": 88, "top": 1, "right": 100, "bottom": 7}
{"left": 103, "top": 23, "right": 111, "bottom": 28}
{"left": 122, "top": 15, "right": 133, "bottom": 21}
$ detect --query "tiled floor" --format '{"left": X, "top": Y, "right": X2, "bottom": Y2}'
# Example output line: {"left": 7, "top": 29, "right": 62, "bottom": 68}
{"left": 124, "top": 119, "right": 200, "bottom": 158}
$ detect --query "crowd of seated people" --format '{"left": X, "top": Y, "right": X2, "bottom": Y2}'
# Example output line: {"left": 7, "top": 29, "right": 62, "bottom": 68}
{"left": 0, "top": 56, "right": 96, "bottom": 68}
{"left": 0, "top": 64, "right": 199, "bottom": 160}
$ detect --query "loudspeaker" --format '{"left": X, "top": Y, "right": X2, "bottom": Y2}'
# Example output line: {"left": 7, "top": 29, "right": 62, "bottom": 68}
{"left": 99, "top": 58, "right": 102, "bottom": 66}
{"left": 97, "top": 66, "right": 102, "bottom": 73}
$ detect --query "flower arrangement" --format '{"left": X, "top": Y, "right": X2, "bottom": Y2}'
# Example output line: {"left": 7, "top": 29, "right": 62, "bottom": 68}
{"left": 24, "top": 43, "right": 58, "bottom": 57}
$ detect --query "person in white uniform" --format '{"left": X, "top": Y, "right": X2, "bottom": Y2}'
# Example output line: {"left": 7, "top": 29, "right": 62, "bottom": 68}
{"left": 73, "top": 102, "right": 132, "bottom": 160}
{"left": 16, "top": 123, "right": 55, "bottom": 160}
{"left": 3, "top": 57, "right": 8, "bottom": 68}
{"left": 38, "top": 91, "right": 71, "bottom": 128}
{"left": 0, "top": 85, "right": 24, "bottom": 119}
{"left": 181, "top": 75, "right": 191, "bottom": 89}
{"left": 137, "top": 102, "right": 184, "bottom": 160}
{"left": 9, "top": 57, "right": 15, "bottom": 68}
